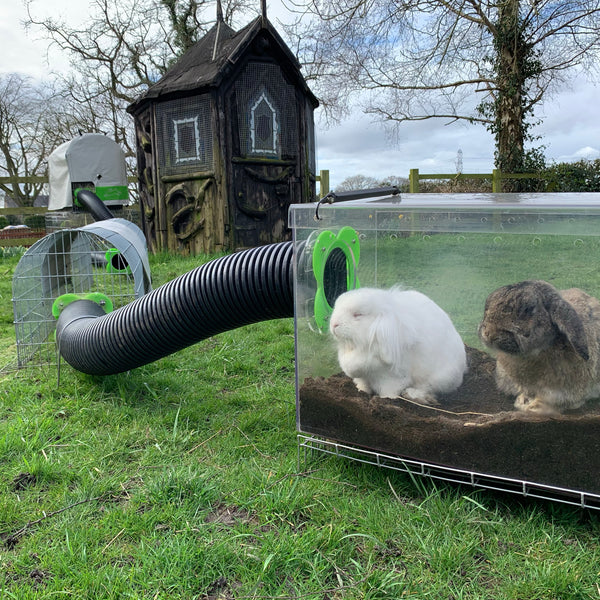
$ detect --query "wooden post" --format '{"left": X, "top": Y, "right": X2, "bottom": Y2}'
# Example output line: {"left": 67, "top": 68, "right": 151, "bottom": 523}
{"left": 319, "top": 169, "right": 330, "bottom": 197}
{"left": 492, "top": 169, "right": 502, "bottom": 193}
{"left": 409, "top": 168, "right": 420, "bottom": 193}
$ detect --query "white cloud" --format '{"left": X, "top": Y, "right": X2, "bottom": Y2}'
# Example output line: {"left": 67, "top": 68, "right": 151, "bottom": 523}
{"left": 554, "top": 146, "right": 600, "bottom": 163}
{"left": 0, "top": 1, "right": 92, "bottom": 78}
{"left": 574, "top": 146, "right": 600, "bottom": 159}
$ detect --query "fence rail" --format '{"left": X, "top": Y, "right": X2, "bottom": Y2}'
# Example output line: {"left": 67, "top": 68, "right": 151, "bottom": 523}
{"left": 408, "top": 168, "right": 544, "bottom": 193}
{"left": 0, "top": 176, "right": 48, "bottom": 185}
{"left": 0, "top": 206, "right": 48, "bottom": 215}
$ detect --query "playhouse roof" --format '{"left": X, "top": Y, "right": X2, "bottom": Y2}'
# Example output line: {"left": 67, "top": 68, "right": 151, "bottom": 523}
{"left": 127, "top": 16, "right": 318, "bottom": 113}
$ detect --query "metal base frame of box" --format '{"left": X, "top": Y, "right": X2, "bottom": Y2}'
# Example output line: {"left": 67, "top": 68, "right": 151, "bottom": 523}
{"left": 297, "top": 434, "right": 600, "bottom": 511}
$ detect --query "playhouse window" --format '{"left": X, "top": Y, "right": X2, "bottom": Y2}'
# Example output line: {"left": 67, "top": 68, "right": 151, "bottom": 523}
{"left": 174, "top": 117, "right": 202, "bottom": 163}
{"left": 250, "top": 93, "right": 278, "bottom": 155}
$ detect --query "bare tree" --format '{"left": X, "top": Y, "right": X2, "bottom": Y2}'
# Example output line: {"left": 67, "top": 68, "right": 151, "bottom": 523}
{"left": 335, "top": 173, "right": 408, "bottom": 192}
{"left": 25, "top": 0, "right": 256, "bottom": 162}
{"left": 0, "top": 74, "right": 69, "bottom": 206}
{"left": 287, "top": 0, "right": 600, "bottom": 188}
{"left": 0, "top": 1, "right": 256, "bottom": 207}
{"left": 335, "top": 174, "right": 379, "bottom": 191}
{"left": 377, "top": 174, "right": 409, "bottom": 191}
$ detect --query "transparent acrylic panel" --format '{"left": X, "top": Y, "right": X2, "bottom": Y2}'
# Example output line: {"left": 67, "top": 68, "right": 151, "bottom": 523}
{"left": 292, "top": 193, "right": 600, "bottom": 501}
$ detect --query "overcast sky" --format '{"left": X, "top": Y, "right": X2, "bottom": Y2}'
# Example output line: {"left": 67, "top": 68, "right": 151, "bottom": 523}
{"left": 2, "top": 1, "right": 600, "bottom": 189}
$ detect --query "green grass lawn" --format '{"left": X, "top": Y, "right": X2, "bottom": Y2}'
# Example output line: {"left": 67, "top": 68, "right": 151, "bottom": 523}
{"left": 1, "top": 247, "right": 600, "bottom": 599}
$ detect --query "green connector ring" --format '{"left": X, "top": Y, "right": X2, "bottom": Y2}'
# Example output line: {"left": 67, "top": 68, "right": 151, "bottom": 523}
{"left": 52, "top": 292, "right": 114, "bottom": 319}
{"left": 105, "top": 248, "right": 131, "bottom": 274}
{"left": 311, "top": 226, "right": 360, "bottom": 331}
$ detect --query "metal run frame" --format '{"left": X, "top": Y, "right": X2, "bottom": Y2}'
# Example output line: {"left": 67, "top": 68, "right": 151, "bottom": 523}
{"left": 297, "top": 434, "right": 600, "bottom": 511}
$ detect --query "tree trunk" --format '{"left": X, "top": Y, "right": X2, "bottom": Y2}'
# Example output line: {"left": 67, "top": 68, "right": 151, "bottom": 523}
{"left": 495, "top": 0, "right": 527, "bottom": 191}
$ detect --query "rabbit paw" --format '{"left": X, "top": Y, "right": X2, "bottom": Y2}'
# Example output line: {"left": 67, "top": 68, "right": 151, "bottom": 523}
{"left": 514, "top": 393, "right": 532, "bottom": 411}
{"left": 403, "top": 387, "right": 439, "bottom": 406}
{"left": 514, "top": 394, "right": 558, "bottom": 415}
{"left": 353, "top": 378, "right": 372, "bottom": 394}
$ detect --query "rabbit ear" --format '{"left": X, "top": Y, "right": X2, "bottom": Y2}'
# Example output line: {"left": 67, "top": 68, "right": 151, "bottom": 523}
{"left": 369, "top": 312, "right": 404, "bottom": 369}
{"left": 543, "top": 289, "right": 590, "bottom": 360}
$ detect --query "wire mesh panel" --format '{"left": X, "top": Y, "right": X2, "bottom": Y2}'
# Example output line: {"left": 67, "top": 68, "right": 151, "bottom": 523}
{"left": 305, "top": 97, "right": 316, "bottom": 176}
{"left": 155, "top": 95, "right": 214, "bottom": 177}
{"left": 12, "top": 230, "right": 139, "bottom": 368}
{"left": 234, "top": 62, "right": 299, "bottom": 159}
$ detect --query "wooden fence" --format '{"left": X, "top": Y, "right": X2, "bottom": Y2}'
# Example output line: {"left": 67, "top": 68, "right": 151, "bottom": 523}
{"left": 317, "top": 170, "right": 330, "bottom": 197}
{"left": 408, "top": 168, "right": 544, "bottom": 193}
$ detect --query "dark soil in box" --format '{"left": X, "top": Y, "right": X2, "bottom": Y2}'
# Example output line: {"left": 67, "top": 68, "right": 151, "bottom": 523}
{"left": 299, "top": 347, "right": 600, "bottom": 496}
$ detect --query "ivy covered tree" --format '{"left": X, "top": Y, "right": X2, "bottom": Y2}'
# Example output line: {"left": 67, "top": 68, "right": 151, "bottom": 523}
{"left": 288, "top": 0, "right": 600, "bottom": 190}
{"left": 477, "top": 0, "right": 548, "bottom": 186}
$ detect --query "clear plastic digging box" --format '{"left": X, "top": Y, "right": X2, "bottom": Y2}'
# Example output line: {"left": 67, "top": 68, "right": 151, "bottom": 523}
{"left": 291, "top": 192, "right": 600, "bottom": 509}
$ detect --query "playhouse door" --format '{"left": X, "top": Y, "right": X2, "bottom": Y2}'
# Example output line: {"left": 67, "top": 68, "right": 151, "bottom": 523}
{"left": 231, "top": 160, "right": 299, "bottom": 248}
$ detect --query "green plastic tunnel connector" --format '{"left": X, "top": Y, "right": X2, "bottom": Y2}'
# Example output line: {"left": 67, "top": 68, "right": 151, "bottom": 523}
{"left": 312, "top": 226, "right": 360, "bottom": 331}
{"left": 52, "top": 292, "right": 114, "bottom": 319}
{"left": 72, "top": 187, "right": 89, "bottom": 207}
{"left": 105, "top": 248, "right": 131, "bottom": 274}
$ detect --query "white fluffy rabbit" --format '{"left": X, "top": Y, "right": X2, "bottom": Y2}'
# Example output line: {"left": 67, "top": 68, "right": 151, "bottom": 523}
{"left": 329, "top": 287, "right": 467, "bottom": 404}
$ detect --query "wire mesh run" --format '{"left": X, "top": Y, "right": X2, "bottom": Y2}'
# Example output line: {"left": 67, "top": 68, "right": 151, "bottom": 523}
{"left": 297, "top": 434, "right": 600, "bottom": 511}
{"left": 12, "top": 230, "right": 139, "bottom": 369}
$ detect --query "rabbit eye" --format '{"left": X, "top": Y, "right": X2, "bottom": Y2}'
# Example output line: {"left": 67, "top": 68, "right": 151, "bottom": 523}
{"left": 519, "top": 305, "right": 536, "bottom": 318}
{"left": 353, "top": 312, "right": 363, "bottom": 318}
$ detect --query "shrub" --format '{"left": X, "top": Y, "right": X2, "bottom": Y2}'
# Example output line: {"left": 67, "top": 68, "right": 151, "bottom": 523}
{"left": 24, "top": 214, "right": 46, "bottom": 229}
{"left": 6, "top": 214, "right": 22, "bottom": 226}
{"left": 543, "top": 159, "right": 600, "bottom": 192}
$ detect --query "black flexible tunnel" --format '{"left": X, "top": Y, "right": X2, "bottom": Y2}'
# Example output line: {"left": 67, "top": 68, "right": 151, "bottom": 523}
{"left": 76, "top": 189, "right": 115, "bottom": 221}
{"left": 56, "top": 242, "right": 297, "bottom": 375}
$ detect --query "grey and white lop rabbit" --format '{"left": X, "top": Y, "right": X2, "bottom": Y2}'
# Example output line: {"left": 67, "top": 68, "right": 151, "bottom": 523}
{"left": 329, "top": 287, "right": 467, "bottom": 405}
{"left": 478, "top": 279, "right": 600, "bottom": 413}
